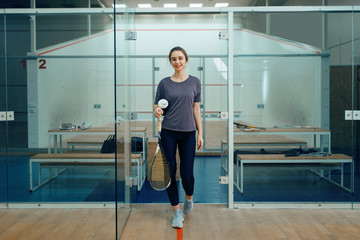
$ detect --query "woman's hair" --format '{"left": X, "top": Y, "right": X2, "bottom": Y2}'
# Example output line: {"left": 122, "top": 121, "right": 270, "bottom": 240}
{"left": 168, "top": 46, "right": 188, "bottom": 62}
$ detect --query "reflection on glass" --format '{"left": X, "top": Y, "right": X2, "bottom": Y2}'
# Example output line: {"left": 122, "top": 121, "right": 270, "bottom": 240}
{"left": 232, "top": 11, "right": 354, "bottom": 204}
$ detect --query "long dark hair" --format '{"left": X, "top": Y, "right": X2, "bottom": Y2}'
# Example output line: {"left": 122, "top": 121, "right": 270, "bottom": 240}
{"left": 168, "top": 46, "right": 188, "bottom": 62}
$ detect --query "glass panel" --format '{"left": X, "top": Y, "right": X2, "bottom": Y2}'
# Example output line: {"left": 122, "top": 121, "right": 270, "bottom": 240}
{"left": 133, "top": 13, "right": 227, "bottom": 206}
{"left": 4, "top": 13, "right": 117, "bottom": 207}
{"left": 4, "top": 14, "right": 31, "bottom": 207}
{"left": 327, "top": 11, "right": 357, "bottom": 204}
{"left": 0, "top": 14, "right": 7, "bottom": 205}
{"left": 203, "top": 56, "right": 228, "bottom": 151}
{"left": 218, "top": 10, "right": 229, "bottom": 205}
{"left": 116, "top": 6, "right": 135, "bottom": 238}
{"left": 233, "top": 11, "right": 354, "bottom": 204}
{"left": 354, "top": 11, "right": 360, "bottom": 206}
{"left": 2, "top": 7, "right": 137, "bottom": 236}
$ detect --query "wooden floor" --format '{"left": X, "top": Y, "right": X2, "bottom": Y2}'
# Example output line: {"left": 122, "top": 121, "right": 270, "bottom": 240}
{"left": 0, "top": 204, "right": 360, "bottom": 240}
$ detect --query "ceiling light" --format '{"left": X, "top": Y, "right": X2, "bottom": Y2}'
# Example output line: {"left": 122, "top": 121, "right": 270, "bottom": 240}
{"left": 138, "top": 4, "right": 152, "bottom": 8}
{"left": 215, "top": 3, "right": 229, "bottom": 7}
{"left": 190, "top": 3, "right": 203, "bottom": 7}
{"left": 112, "top": 4, "right": 126, "bottom": 8}
{"left": 164, "top": 3, "right": 177, "bottom": 8}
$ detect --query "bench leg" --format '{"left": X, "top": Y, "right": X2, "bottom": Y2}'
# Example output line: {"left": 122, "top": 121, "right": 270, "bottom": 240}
{"left": 29, "top": 160, "right": 33, "bottom": 191}
{"left": 341, "top": 163, "right": 344, "bottom": 187}
{"left": 311, "top": 163, "right": 352, "bottom": 193}
{"left": 240, "top": 160, "right": 244, "bottom": 194}
{"left": 221, "top": 142, "right": 224, "bottom": 169}
{"left": 54, "top": 135, "right": 58, "bottom": 154}
{"left": 141, "top": 155, "right": 146, "bottom": 190}
{"left": 48, "top": 135, "right": 51, "bottom": 154}
{"left": 137, "top": 158, "right": 141, "bottom": 191}
{"left": 233, "top": 156, "right": 243, "bottom": 194}
{"left": 236, "top": 158, "right": 239, "bottom": 193}
{"left": 38, "top": 164, "right": 41, "bottom": 188}
{"left": 60, "top": 135, "right": 63, "bottom": 153}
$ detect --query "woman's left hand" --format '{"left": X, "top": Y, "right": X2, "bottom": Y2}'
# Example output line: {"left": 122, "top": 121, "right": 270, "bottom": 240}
{"left": 197, "top": 135, "right": 204, "bottom": 150}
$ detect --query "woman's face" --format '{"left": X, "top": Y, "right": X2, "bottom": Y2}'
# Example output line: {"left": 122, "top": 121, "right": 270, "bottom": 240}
{"left": 170, "top": 50, "right": 187, "bottom": 72}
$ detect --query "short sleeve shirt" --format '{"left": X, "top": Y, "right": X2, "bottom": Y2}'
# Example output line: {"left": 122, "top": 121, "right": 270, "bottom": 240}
{"left": 154, "top": 75, "right": 201, "bottom": 132}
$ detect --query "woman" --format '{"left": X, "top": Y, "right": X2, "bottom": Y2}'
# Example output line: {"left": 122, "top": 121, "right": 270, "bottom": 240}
{"left": 153, "top": 46, "right": 203, "bottom": 229}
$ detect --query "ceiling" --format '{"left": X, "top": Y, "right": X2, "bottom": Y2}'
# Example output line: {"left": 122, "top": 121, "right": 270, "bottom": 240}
{"left": 0, "top": 0, "right": 289, "bottom": 8}
{"left": 108, "top": 0, "right": 288, "bottom": 8}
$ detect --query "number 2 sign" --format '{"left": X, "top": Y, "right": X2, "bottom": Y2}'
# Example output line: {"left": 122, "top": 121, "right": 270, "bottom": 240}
{"left": 39, "top": 59, "right": 47, "bottom": 69}
{"left": 20, "top": 59, "right": 47, "bottom": 69}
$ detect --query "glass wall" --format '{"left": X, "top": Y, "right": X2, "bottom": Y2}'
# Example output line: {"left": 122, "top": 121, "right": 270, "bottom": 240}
{"left": 355, "top": 11, "right": 360, "bottom": 207}
{"left": 125, "top": 12, "right": 228, "bottom": 205}
{"left": 0, "top": 7, "right": 136, "bottom": 238}
{"left": 116, "top": 7, "right": 135, "bottom": 237}
{"left": 327, "top": 10, "right": 359, "bottom": 205}
{"left": 231, "top": 9, "right": 356, "bottom": 206}
{"left": 0, "top": 14, "right": 7, "bottom": 205}
{"left": 0, "top": 3, "right": 358, "bottom": 221}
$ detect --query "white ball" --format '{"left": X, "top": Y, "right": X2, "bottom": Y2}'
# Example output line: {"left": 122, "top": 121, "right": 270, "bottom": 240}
{"left": 158, "top": 99, "right": 168, "bottom": 109}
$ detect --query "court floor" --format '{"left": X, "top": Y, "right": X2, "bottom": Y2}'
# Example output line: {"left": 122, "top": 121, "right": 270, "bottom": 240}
{"left": 0, "top": 205, "right": 360, "bottom": 240}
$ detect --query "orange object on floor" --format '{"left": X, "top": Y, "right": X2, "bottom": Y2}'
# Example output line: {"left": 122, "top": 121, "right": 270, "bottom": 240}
{"left": 177, "top": 228, "right": 183, "bottom": 240}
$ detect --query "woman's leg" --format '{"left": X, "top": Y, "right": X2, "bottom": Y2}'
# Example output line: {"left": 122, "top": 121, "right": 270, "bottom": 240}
{"left": 160, "top": 129, "right": 180, "bottom": 208}
{"left": 178, "top": 131, "right": 196, "bottom": 200}
{"left": 161, "top": 129, "right": 184, "bottom": 228}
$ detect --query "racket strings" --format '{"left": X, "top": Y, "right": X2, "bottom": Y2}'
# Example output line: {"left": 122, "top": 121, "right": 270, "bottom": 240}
{"left": 150, "top": 147, "right": 171, "bottom": 190}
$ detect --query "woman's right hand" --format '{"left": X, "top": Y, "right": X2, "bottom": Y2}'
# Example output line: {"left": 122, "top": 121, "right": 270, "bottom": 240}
{"left": 153, "top": 105, "right": 163, "bottom": 118}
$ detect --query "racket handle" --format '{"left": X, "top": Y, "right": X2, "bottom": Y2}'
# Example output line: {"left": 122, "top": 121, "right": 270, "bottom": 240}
{"left": 157, "top": 117, "right": 162, "bottom": 132}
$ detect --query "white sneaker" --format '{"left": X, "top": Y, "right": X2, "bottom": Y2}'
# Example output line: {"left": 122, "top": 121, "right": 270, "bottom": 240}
{"left": 183, "top": 198, "right": 193, "bottom": 214}
{"left": 171, "top": 209, "right": 184, "bottom": 229}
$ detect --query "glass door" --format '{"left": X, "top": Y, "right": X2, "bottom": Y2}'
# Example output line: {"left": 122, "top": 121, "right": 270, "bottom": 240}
{"left": 217, "top": 10, "right": 230, "bottom": 206}
{"left": 327, "top": 10, "right": 357, "bottom": 206}
{"left": 116, "top": 5, "right": 135, "bottom": 239}
{"left": 354, "top": 10, "right": 360, "bottom": 208}
{"left": 141, "top": 11, "right": 230, "bottom": 206}
{"left": 4, "top": 11, "right": 120, "bottom": 205}
{"left": 0, "top": 14, "right": 7, "bottom": 206}
{"left": 0, "top": 6, "right": 138, "bottom": 238}
{"left": 3, "top": 7, "right": 132, "bottom": 237}
{"left": 231, "top": 8, "right": 355, "bottom": 207}
{"left": 4, "top": 13, "right": 31, "bottom": 208}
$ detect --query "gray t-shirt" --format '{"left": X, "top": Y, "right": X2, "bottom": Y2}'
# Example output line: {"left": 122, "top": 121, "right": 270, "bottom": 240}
{"left": 154, "top": 75, "right": 201, "bottom": 132}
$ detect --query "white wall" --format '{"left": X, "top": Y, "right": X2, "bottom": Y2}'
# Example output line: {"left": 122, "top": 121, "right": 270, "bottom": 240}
{"left": 242, "top": 4, "right": 360, "bottom": 65}
{"left": 134, "top": 14, "right": 227, "bottom": 56}
{"left": 33, "top": 58, "right": 115, "bottom": 147}
{"left": 131, "top": 14, "right": 323, "bottom": 125}
{"left": 30, "top": 11, "right": 347, "bottom": 147}
{"left": 30, "top": 30, "right": 125, "bottom": 147}
{"left": 132, "top": 14, "right": 228, "bottom": 118}
{"left": 234, "top": 57, "right": 322, "bottom": 128}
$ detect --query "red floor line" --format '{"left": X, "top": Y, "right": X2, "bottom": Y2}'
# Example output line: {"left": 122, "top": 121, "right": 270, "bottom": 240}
{"left": 177, "top": 228, "right": 183, "bottom": 240}
{"left": 239, "top": 28, "right": 321, "bottom": 54}
{"left": 37, "top": 30, "right": 113, "bottom": 56}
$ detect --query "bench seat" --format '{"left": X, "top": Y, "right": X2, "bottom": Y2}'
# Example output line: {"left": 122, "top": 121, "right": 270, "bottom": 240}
{"left": 221, "top": 135, "right": 308, "bottom": 172}
{"left": 235, "top": 153, "right": 353, "bottom": 194}
{"left": 66, "top": 135, "right": 109, "bottom": 151}
{"left": 30, "top": 153, "right": 144, "bottom": 192}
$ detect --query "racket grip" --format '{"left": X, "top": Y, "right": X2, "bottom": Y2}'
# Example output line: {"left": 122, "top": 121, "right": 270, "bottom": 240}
{"left": 157, "top": 117, "right": 162, "bottom": 132}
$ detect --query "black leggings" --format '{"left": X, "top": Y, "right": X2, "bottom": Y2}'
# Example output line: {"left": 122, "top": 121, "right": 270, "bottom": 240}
{"left": 160, "top": 129, "right": 196, "bottom": 206}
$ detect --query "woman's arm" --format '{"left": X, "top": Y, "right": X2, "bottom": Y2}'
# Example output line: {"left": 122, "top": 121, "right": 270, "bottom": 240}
{"left": 193, "top": 102, "right": 203, "bottom": 150}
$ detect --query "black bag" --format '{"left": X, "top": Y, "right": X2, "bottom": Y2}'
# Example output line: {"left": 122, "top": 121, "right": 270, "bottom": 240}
{"left": 101, "top": 135, "right": 116, "bottom": 153}
{"left": 131, "top": 137, "right": 144, "bottom": 152}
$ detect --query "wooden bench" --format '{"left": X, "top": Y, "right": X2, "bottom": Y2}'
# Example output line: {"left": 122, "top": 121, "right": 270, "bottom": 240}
{"left": 235, "top": 153, "right": 353, "bottom": 194}
{"left": 221, "top": 135, "right": 308, "bottom": 172}
{"left": 66, "top": 135, "right": 108, "bottom": 151}
{"left": 66, "top": 135, "right": 148, "bottom": 172}
{"left": 30, "top": 153, "right": 144, "bottom": 192}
